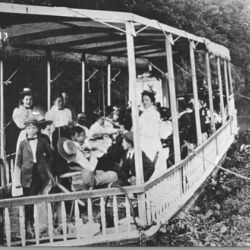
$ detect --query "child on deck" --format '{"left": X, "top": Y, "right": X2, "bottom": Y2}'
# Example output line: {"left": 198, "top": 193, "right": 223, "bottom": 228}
{"left": 16, "top": 118, "right": 54, "bottom": 238}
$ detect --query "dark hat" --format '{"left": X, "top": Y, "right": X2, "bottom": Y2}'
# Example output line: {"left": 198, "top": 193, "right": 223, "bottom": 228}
{"left": 38, "top": 119, "right": 53, "bottom": 127}
{"left": 57, "top": 137, "right": 77, "bottom": 162}
{"left": 24, "top": 118, "right": 39, "bottom": 127}
{"left": 123, "top": 131, "right": 134, "bottom": 145}
{"left": 19, "top": 87, "right": 34, "bottom": 97}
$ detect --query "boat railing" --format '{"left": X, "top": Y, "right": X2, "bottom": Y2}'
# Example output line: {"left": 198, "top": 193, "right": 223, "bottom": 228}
{"left": 143, "top": 116, "right": 236, "bottom": 227}
{"left": 0, "top": 115, "right": 237, "bottom": 246}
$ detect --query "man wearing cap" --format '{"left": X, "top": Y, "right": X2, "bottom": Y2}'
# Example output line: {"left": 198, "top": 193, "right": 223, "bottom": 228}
{"left": 15, "top": 117, "right": 54, "bottom": 238}
{"left": 117, "top": 131, "right": 155, "bottom": 186}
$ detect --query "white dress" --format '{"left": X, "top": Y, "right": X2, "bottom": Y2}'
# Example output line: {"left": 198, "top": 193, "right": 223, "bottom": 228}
{"left": 139, "top": 105, "right": 162, "bottom": 162}
{"left": 12, "top": 105, "right": 43, "bottom": 129}
{"left": 45, "top": 106, "right": 72, "bottom": 131}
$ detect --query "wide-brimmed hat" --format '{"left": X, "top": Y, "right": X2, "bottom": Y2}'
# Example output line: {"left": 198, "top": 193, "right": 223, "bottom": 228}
{"left": 57, "top": 137, "right": 77, "bottom": 162}
{"left": 24, "top": 117, "right": 39, "bottom": 127}
{"left": 123, "top": 131, "right": 134, "bottom": 145}
{"left": 19, "top": 87, "right": 34, "bottom": 97}
{"left": 38, "top": 119, "right": 53, "bottom": 127}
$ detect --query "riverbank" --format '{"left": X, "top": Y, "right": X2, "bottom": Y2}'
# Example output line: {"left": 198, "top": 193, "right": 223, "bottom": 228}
{"left": 147, "top": 130, "right": 250, "bottom": 247}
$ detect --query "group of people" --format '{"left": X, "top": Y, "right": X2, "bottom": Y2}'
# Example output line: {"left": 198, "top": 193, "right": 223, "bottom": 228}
{"left": 10, "top": 85, "right": 225, "bottom": 236}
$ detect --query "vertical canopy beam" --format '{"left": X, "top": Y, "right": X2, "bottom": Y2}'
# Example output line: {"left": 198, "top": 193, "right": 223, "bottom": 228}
{"left": 205, "top": 52, "right": 215, "bottom": 133}
{"left": 125, "top": 21, "right": 144, "bottom": 185}
{"left": 224, "top": 59, "right": 230, "bottom": 117}
{"left": 0, "top": 59, "right": 4, "bottom": 160}
{"left": 189, "top": 41, "right": 202, "bottom": 145}
{"left": 126, "top": 21, "right": 146, "bottom": 225}
{"left": 47, "top": 51, "right": 51, "bottom": 110}
{"left": 217, "top": 57, "right": 225, "bottom": 124}
{"left": 81, "top": 54, "right": 86, "bottom": 113}
{"left": 107, "top": 57, "right": 111, "bottom": 107}
{"left": 165, "top": 35, "right": 181, "bottom": 163}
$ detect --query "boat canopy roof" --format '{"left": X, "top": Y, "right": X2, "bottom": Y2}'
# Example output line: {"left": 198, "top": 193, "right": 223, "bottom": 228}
{"left": 0, "top": 3, "right": 231, "bottom": 66}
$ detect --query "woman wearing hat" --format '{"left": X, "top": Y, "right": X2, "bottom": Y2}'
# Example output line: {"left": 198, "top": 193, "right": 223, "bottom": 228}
{"left": 12, "top": 87, "right": 43, "bottom": 130}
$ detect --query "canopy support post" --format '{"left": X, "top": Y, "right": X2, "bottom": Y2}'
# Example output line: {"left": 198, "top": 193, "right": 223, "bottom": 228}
{"left": 126, "top": 21, "right": 146, "bottom": 224}
{"left": 0, "top": 58, "right": 6, "bottom": 188}
{"left": 107, "top": 57, "right": 111, "bottom": 107}
{"left": 81, "top": 54, "right": 86, "bottom": 113}
{"left": 224, "top": 59, "right": 230, "bottom": 118}
{"left": 205, "top": 52, "right": 215, "bottom": 133}
{"left": 46, "top": 51, "right": 51, "bottom": 110}
{"left": 189, "top": 41, "right": 202, "bottom": 145}
{"left": 0, "top": 59, "right": 4, "bottom": 160}
{"left": 217, "top": 57, "right": 225, "bottom": 124}
{"left": 165, "top": 35, "right": 181, "bottom": 163}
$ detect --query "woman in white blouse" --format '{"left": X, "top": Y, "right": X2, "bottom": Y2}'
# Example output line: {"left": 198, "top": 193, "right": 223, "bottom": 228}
{"left": 45, "top": 94, "right": 73, "bottom": 131}
{"left": 12, "top": 87, "right": 44, "bottom": 153}
{"left": 139, "top": 91, "right": 162, "bottom": 162}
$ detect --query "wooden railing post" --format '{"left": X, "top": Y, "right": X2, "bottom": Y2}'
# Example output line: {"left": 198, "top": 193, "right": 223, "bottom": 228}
{"left": 107, "top": 57, "right": 111, "bottom": 106}
{"left": 81, "top": 53, "right": 86, "bottom": 113}
{"left": 46, "top": 51, "right": 51, "bottom": 110}
{"left": 189, "top": 41, "right": 202, "bottom": 145}
{"left": 205, "top": 52, "right": 215, "bottom": 133}
{"left": 126, "top": 21, "right": 146, "bottom": 224}
{"left": 165, "top": 35, "right": 181, "bottom": 163}
{"left": 217, "top": 57, "right": 226, "bottom": 124}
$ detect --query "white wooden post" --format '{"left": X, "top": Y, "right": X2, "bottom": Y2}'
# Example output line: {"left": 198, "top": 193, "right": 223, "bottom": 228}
{"left": 81, "top": 54, "right": 86, "bottom": 112}
{"left": 224, "top": 59, "right": 230, "bottom": 116}
{"left": 189, "top": 41, "right": 202, "bottom": 145}
{"left": 125, "top": 21, "right": 144, "bottom": 185}
{"left": 0, "top": 59, "right": 4, "bottom": 160}
{"left": 217, "top": 57, "right": 225, "bottom": 124}
{"left": 165, "top": 35, "right": 181, "bottom": 163}
{"left": 126, "top": 21, "right": 146, "bottom": 224}
{"left": 205, "top": 52, "right": 215, "bottom": 133}
{"left": 228, "top": 61, "right": 233, "bottom": 95}
{"left": 107, "top": 57, "right": 111, "bottom": 106}
{"left": 47, "top": 51, "right": 51, "bottom": 110}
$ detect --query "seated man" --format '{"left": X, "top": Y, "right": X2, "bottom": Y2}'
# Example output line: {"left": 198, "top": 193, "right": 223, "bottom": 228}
{"left": 116, "top": 131, "right": 155, "bottom": 186}
{"left": 57, "top": 126, "right": 117, "bottom": 191}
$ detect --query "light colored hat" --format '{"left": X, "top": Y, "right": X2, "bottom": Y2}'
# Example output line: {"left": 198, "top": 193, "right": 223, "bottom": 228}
{"left": 57, "top": 137, "right": 77, "bottom": 161}
{"left": 19, "top": 87, "right": 33, "bottom": 96}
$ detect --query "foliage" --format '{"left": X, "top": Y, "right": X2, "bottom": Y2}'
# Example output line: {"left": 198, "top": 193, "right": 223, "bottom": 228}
{"left": 147, "top": 131, "right": 250, "bottom": 247}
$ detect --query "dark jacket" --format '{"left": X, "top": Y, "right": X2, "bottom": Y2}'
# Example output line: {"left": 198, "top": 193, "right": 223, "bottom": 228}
{"left": 118, "top": 150, "right": 154, "bottom": 185}
{"left": 16, "top": 137, "right": 54, "bottom": 188}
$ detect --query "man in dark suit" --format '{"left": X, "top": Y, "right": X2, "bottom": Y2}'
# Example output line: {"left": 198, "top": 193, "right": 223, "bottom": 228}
{"left": 116, "top": 132, "right": 154, "bottom": 186}
{"left": 16, "top": 118, "right": 54, "bottom": 238}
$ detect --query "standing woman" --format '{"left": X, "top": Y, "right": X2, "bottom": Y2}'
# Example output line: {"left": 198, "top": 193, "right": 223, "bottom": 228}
{"left": 12, "top": 87, "right": 44, "bottom": 152}
{"left": 139, "top": 90, "right": 162, "bottom": 162}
